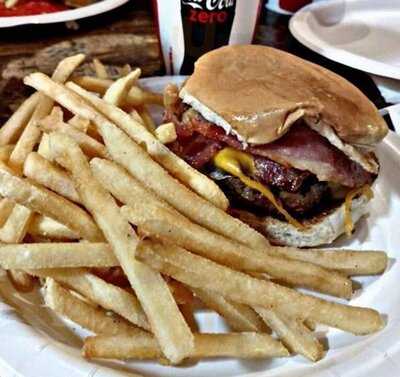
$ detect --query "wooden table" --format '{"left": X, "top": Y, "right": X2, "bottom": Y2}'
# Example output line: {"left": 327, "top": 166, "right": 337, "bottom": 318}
{"left": 0, "top": 0, "right": 393, "bottom": 129}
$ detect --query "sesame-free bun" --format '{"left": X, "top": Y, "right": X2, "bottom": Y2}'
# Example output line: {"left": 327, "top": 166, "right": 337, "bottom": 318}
{"left": 180, "top": 45, "right": 388, "bottom": 146}
{"left": 233, "top": 194, "right": 370, "bottom": 247}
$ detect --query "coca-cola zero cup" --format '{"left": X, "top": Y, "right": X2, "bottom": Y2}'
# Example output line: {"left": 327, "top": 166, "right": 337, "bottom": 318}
{"left": 152, "top": 0, "right": 263, "bottom": 75}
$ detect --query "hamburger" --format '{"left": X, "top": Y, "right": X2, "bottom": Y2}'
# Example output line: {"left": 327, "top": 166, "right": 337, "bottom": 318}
{"left": 163, "top": 45, "right": 388, "bottom": 247}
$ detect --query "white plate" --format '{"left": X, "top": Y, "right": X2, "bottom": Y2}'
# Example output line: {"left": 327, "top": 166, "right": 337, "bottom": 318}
{"left": 1, "top": 75, "right": 400, "bottom": 377}
{"left": 0, "top": 0, "right": 129, "bottom": 28}
{"left": 289, "top": 0, "right": 400, "bottom": 80}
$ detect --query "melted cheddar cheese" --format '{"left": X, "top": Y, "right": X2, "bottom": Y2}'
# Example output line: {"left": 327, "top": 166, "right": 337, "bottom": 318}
{"left": 213, "top": 148, "right": 304, "bottom": 229}
{"left": 344, "top": 184, "right": 373, "bottom": 237}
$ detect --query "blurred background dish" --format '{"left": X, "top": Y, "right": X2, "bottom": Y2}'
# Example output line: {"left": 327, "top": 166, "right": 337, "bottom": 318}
{"left": 289, "top": 0, "right": 400, "bottom": 98}
{"left": 0, "top": 0, "right": 129, "bottom": 27}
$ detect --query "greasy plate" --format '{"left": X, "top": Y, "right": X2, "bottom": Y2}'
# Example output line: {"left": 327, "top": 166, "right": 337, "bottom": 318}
{"left": 0, "top": 76, "right": 399, "bottom": 377}
{"left": 289, "top": 0, "right": 400, "bottom": 80}
{"left": 0, "top": 0, "right": 129, "bottom": 28}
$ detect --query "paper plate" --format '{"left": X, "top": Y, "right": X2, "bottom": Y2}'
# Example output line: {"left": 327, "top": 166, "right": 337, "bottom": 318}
{"left": 1, "top": 76, "right": 400, "bottom": 377}
{"left": 289, "top": 0, "right": 400, "bottom": 80}
{"left": 0, "top": 0, "right": 129, "bottom": 28}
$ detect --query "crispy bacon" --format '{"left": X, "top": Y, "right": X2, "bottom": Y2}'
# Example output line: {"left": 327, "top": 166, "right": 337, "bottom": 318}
{"left": 251, "top": 123, "right": 374, "bottom": 188}
{"left": 164, "top": 106, "right": 374, "bottom": 188}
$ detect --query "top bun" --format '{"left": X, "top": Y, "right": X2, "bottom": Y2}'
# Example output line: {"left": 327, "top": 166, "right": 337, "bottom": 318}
{"left": 180, "top": 45, "right": 388, "bottom": 146}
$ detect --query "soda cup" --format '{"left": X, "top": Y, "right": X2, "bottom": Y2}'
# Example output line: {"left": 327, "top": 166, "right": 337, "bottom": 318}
{"left": 152, "top": 0, "right": 263, "bottom": 75}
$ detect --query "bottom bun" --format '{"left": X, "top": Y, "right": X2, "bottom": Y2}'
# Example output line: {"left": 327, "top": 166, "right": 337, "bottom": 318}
{"left": 234, "top": 195, "right": 370, "bottom": 247}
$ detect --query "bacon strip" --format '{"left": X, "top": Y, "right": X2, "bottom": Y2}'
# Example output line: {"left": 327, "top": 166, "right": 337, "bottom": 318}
{"left": 165, "top": 106, "right": 373, "bottom": 188}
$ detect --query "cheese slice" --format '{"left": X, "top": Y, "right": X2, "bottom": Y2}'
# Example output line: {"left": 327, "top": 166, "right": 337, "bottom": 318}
{"left": 344, "top": 184, "right": 373, "bottom": 236}
{"left": 213, "top": 148, "right": 303, "bottom": 229}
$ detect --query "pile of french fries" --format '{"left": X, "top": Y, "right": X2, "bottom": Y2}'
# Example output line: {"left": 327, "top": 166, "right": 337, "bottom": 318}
{"left": 0, "top": 54, "right": 389, "bottom": 366}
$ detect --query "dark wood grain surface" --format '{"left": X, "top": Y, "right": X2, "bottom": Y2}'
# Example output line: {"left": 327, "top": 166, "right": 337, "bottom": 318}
{"left": 0, "top": 0, "right": 391, "bottom": 127}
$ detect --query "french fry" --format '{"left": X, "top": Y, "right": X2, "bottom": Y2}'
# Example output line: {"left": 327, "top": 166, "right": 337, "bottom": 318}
{"left": 44, "top": 278, "right": 147, "bottom": 336}
{"left": 0, "top": 161, "right": 103, "bottom": 241}
{"left": 46, "top": 132, "right": 194, "bottom": 364}
{"left": 7, "top": 269, "right": 35, "bottom": 292}
{"left": 155, "top": 122, "right": 177, "bottom": 144}
{"left": 270, "top": 247, "right": 388, "bottom": 276}
{"left": 40, "top": 119, "right": 108, "bottom": 159}
{"left": 0, "top": 198, "right": 15, "bottom": 227}
{"left": 103, "top": 69, "right": 141, "bottom": 107}
{"left": 37, "top": 133, "right": 53, "bottom": 161}
{"left": 122, "top": 204, "right": 353, "bottom": 299}
{"left": 93, "top": 58, "right": 108, "bottom": 79}
{"left": 0, "top": 203, "right": 33, "bottom": 243}
{"left": 129, "top": 109, "right": 145, "bottom": 124}
{"left": 72, "top": 76, "right": 164, "bottom": 106}
{"left": 0, "top": 92, "right": 40, "bottom": 146}
{"left": 84, "top": 333, "right": 161, "bottom": 361}
{"left": 0, "top": 145, "right": 14, "bottom": 162}
{"left": 136, "top": 105, "right": 156, "bottom": 133}
{"left": 136, "top": 241, "right": 384, "bottom": 335}
{"left": 32, "top": 268, "right": 149, "bottom": 330}
{"left": 193, "top": 288, "right": 267, "bottom": 332}
{"left": 9, "top": 54, "right": 85, "bottom": 173}
{"left": 66, "top": 81, "right": 230, "bottom": 212}
{"left": 83, "top": 332, "right": 289, "bottom": 360}
{"left": 68, "top": 115, "right": 90, "bottom": 133}
{"left": 255, "top": 307, "right": 324, "bottom": 361}
{"left": 28, "top": 215, "right": 79, "bottom": 240}
{"left": 24, "top": 152, "right": 80, "bottom": 203}
{"left": 0, "top": 243, "right": 113, "bottom": 269}
{"left": 127, "top": 85, "right": 164, "bottom": 107}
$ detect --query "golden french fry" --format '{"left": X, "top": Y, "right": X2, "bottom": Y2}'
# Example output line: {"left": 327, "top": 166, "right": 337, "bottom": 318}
{"left": 66, "top": 81, "right": 230, "bottom": 212}
{"left": 83, "top": 333, "right": 161, "bottom": 361}
{"left": 0, "top": 160, "right": 103, "bottom": 241}
{"left": 24, "top": 152, "right": 80, "bottom": 203}
{"left": 7, "top": 269, "right": 35, "bottom": 292}
{"left": 193, "top": 288, "right": 267, "bottom": 332}
{"left": 40, "top": 119, "right": 108, "bottom": 159}
{"left": 127, "top": 86, "right": 164, "bottom": 107}
{"left": 44, "top": 278, "right": 147, "bottom": 336}
{"left": 0, "top": 203, "right": 33, "bottom": 243}
{"left": 72, "top": 76, "right": 164, "bottom": 106}
{"left": 136, "top": 241, "right": 384, "bottom": 335}
{"left": 83, "top": 332, "right": 289, "bottom": 360}
{"left": 0, "top": 92, "right": 40, "bottom": 146}
{"left": 37, "top": 133, "right": 53, "bottom": 161}
{"left": 122, "top": 204, "right": 353, "bottom": 299}
{"left": 46, "top": 132, "right": 194, "bottom": 364}
{"left": 119, "top": 64, "right": 132, "bottom": 77}
{"left": 155, "top": 122, "right": 177, "bottom": 144}
{"left": 103, "top": 69, "right": 141, "bottom": 107}
{"left": 255, "top": 306, "right": 324, "bottom": 362}
{"left": 9, "top": 54, "right": 85, "bottom": 173}
{"left": 68, "top": 115, "right": 90, "bottom": 133}
{"left": 0, "top": 198, "right": 15, "bottom": 227}
{"left": 72, "top": 76, "right": 113, "bottom": 93}
{"left": 136, "top": 105, "right": 156, "bottom": 133}
{"left": 0, "top": 145, "right": 14, "bottom": 162}
{"left": 0, "top": 243, "right": 113, "bottom": 269}
{"left": 93, "top": 58, "right": 108, "bottom": 79}
{"left": 28, "top": 215, "right": 79, "bottom": 240}
{"left": 33, "top": 268, "right": 149, "bottom": 330}
{"left": 270, "top": 247, "right": 388, "bottom": 276}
